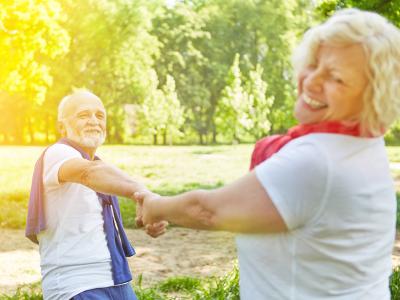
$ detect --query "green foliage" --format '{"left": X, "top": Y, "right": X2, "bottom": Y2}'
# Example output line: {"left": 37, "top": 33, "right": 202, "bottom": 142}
{"left": 245, "top": 65, "right": 274, "bottom": 139}
{"left": 216, "top": 55, "right": 274, "bottom": 142}
{"left": 315, "top": 0, "right": 400, "bottom": 27}
{"left": 216, "top": 54, "right": 248, "bottom": 142}
{"left": 158, "top": 277, "right": 202, "bottom": 293}
{"left": 3, "top": 0, "right": 400, "bottom": 144}
{"left": 0, "top": 282, "right": 43, "bottom": 300}
{"left": 134, "top": 266, "right": 240, "bottom": 300}
{"left": 386, "top": 121, "right": 400, "bottom": 146}
{"left": 138, "top": 74, "right": 185, "bottom": 145}
{"left": 0, "top": 0, "right": 70, "bottom": 144}
{"left": 151, "top": 2, "right": 213, "bottom": 144}
{"left": 391, "top": 267, "right": 400, "bottom": 300}
{"left": 48, "top": 0, "right": 160, "bottom": 144}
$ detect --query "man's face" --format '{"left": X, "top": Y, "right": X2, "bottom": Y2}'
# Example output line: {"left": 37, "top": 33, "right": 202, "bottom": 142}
{"left": 60, "top": 93, "right": 106, "bottom": 149}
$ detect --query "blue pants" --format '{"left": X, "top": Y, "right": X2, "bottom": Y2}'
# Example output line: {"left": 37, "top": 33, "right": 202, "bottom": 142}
{"left": 71, "top": 284, "right": 138, "bottom": 300}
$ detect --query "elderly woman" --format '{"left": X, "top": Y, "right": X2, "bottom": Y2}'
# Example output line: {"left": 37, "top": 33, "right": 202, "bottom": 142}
{"left": 136, "top": 8, "right": 400, "bottom": 299}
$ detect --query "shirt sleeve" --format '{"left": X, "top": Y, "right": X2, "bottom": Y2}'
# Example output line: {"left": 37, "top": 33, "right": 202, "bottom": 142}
{"left": 43, "top": 144, "right": 82, "bottom": 187}
{"left": 255, "top": 140, "right": 329, "bottom": 230}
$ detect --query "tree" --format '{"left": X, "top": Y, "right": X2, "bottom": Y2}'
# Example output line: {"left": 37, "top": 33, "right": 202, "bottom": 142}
{"left": 316, "top": 0, "right": 400, "bottom": 26}
{"left": 47, "top": 0, "right": 160, "bottom": 143}
{"left": 216, "top": 54, "right": 273, "bottom": 143}
{"left": 138, "top": 73, "right": 185, "bottom": 145}
{"left": 216, "top": 54, "right": 251, "bottom": 143}
{"left": 151, "top": 2, "right": 212, "bottom": 144}
{"left": 0, "top": 0, "right": 70, "bottom": 143}
{"left": 160, "top": 75, "right": 185, "bottom": 145}
{"left": 245, "top": 65, "right": 274, "bottom": 140}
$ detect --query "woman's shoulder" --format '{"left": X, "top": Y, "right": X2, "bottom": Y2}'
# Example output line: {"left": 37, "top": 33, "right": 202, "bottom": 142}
{"left": 288, "top": 133, "right": 384, "bottom": 151}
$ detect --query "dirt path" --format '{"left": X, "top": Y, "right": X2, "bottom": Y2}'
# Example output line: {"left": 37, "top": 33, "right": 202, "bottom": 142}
{"left": 0, "top": 228, "right": 237, "bottom": 295}
{"left": 1, "top": 227, "right": 400, "bottom": 296}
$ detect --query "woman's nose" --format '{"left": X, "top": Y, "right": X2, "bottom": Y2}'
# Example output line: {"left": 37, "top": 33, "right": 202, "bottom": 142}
{"left": 303, "top": 70, "right": 323, "bottom": 94}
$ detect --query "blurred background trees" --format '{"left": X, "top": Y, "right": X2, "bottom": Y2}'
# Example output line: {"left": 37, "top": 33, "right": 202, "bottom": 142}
{"left": 1, "top": 0, "right": 399, "bottom": 145}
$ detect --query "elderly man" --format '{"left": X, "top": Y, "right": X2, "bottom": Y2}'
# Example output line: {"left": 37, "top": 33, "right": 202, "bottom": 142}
{"left": 25, "top": 90, "right": 166, "bottom": 300}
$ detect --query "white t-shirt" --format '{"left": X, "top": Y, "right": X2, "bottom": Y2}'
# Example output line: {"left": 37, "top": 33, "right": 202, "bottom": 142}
{"left": 236, "top": 134, "right": 396, "bottom": 300}
{"left": 38, "top": 144, "right": 114, "bottom": 300}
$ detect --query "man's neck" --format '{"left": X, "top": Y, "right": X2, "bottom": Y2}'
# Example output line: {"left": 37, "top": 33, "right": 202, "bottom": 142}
{"left": 80, "top": 146, "right": 96, "bottom": 160}
{"left": 63, "top": 138, "right": 97, "bottom": 160}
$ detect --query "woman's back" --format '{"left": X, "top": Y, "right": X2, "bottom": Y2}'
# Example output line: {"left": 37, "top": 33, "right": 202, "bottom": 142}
{"left": 237, "top": 134, "right": 396, "bottom": 300}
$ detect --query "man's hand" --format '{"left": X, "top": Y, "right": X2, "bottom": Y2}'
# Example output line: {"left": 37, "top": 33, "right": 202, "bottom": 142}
{"left": 134, "top": 191, "right": 168, "bottom": 238}
{"left": 144, "top": 221, "right": 168, "bottom": 238}
{"left": 135, "top": 203, "right": 144, "bottom": 228}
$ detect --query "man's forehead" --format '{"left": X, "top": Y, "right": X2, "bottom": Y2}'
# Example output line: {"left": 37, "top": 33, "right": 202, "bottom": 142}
{"left": 64, "top": 93, "right": 105, "bottom": 115}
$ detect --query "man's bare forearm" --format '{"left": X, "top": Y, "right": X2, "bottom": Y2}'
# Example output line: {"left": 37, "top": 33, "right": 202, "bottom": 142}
{"left": 80, "top": 160, "right": 146, "bottom": 198}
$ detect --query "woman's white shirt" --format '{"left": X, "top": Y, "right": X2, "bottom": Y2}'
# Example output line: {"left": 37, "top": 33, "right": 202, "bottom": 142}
{"left": 236, "top": 134, "right": 395, "bottom": 300}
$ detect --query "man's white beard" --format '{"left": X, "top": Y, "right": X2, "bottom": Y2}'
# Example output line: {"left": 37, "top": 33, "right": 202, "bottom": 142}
{"left": 65, "top": 126, "right": 106, "bottom": 148}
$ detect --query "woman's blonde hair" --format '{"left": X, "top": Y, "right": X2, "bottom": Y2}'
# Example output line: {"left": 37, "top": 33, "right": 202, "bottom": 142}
{"left": 292, "top": 8, "right": 400, "bottom": 135}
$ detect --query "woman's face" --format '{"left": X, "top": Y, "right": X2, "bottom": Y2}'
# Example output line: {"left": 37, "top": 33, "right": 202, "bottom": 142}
{"left": 294, "top": 43, "right": 369, "bottom": 124}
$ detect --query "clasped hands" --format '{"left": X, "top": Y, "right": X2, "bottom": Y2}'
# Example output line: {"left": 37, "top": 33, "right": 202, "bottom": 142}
{"left": 133, "top": 191, "right": 168, "bottom": 238}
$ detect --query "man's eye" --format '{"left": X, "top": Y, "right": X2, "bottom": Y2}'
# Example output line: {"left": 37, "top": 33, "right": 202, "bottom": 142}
{"left": 78, "top": 114, "right": 89, "bottom": 119}
{"left": 96, "top": 114, "right": 105, "bottom": 120}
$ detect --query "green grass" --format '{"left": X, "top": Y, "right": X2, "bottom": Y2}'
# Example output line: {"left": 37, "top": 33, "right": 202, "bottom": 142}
{"left": 2, "top": 145, "right": 400, "bottom": 229}
{"left": 0, "top": 145, "right": 252, "bottom": 229}
{"left": 1, "top": 266, "right": 240, "bottom": 300}
{"left": 2, "top": 145, "right": 400, "bottom": 299}
{"left": 391, "top": 267, "right": 400, "bottom": 300}
{"left": 4, "top": 265, "right": 400, "bottom": 299}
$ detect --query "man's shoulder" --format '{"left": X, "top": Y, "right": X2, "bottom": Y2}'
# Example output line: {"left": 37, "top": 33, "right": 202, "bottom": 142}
{"left": 44, "top": 143, "right": 82, "bottom": 166}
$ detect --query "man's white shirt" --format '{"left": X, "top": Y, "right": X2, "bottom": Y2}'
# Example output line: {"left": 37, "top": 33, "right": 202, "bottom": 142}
{"left": 38, "top": 144, "right": 114, "bottom": 300}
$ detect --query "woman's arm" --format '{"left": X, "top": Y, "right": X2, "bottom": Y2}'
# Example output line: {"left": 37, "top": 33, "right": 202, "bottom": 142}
{"left": 137, "top": 171, "right": 287, "bottom": 234}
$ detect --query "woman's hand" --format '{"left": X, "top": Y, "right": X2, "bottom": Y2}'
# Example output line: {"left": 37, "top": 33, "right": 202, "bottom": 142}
{"left": 135, "top": 191, "right": 169, "bottom": 238}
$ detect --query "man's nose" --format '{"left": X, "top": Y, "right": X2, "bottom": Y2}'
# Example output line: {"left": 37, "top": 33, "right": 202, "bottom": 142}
{"left": 87, "top": 113, "right": 99, "bottom": 124}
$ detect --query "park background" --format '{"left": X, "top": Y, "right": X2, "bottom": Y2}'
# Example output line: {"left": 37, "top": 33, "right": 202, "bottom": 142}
{"left": 2, "top": 0, "right": 400, "bottom": 299}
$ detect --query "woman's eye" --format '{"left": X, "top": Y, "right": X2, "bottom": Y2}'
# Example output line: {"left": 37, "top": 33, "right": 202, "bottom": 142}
{"left": 331, "top": 75, "right": 343, "bottom": 84}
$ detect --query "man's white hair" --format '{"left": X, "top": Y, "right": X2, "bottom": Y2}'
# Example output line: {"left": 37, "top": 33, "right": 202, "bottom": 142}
{"left": 57, "top": 89, "right": 98, "bottom": 121}
{"left": 292, "top": 8, "right": 400, "bottom": 135}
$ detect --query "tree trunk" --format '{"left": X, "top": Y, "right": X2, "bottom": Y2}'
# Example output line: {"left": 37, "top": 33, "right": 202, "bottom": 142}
{"left": 28, "top": 117, "right": 35, "bottom": 144}
{"left": 45, "top": 113, "right": 50, "bottom": 143}
{"left": 163, "top": 130, "right": 167, "bottom": 145}
{"left": 198, "top": 132, "right": 204, "bottom": 145}
{"left": 212, "top": 126, "right": 217, "bottom": 144}
{"left": 153, "top": 134, "right": 158, "bottom": 145}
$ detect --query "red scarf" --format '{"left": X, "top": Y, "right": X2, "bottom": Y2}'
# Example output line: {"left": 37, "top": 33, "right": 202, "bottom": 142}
{"left": 249, "top": 121, "right": 362, "bottom": 170}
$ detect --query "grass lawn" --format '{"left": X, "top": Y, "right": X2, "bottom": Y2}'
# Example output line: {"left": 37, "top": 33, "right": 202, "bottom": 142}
{"left": 0, "top": 144, "right": 253, "bottom": 229}
{"left": 1, "top": 144, "right": 400, "bottom": 299}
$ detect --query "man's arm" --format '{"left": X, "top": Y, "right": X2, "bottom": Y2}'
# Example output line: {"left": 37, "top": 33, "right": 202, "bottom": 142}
{"left": 59, "top": 158, "right": 146, "bottom": 199}
{"left": 136, "top": 171, "right": 287, "bottom": 234}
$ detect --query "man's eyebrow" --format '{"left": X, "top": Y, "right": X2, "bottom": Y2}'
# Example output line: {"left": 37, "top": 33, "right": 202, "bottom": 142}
{"left": 76, "top": 110, "right": 91, "bottom": 115}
